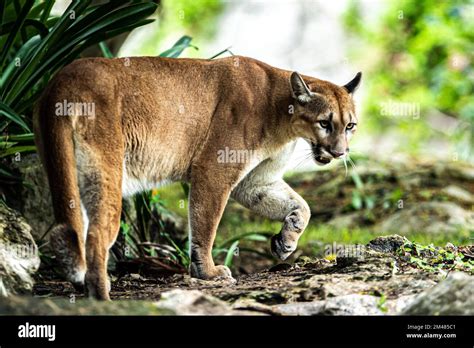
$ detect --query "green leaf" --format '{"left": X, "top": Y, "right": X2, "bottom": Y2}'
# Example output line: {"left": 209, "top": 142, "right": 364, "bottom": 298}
{"left": 0, "top": 145, "right": 36, "bottom": 157}
{"left": 224, "top": 241, "right": 239, "bottom": 267}
{"left": 350, "top": 171, "right": 364, "bottom": 189}
{"left": 0, "top": 34, "right": 40, "bottom": 90}
{"left": 6, "top": 2, "right": 156, "bottom": 106}
{"left": 0, "top": 132, "right": 33, "bottom": 141}
{"left": 2, "top": 0, "right": 91, "bottom": 103}
{"left": 0, "top": 0, "right": 35, "bottom": 71}
{"left": 39, "top": 0, "right": 55, "bottom": 23}
{"left": 180, "top": 182, "right": 190, "bottom": 197}
{"left": 99, "top": 41, "right": 114, "bottom": 58}
{"left": 159, "top": 35, "right": 196, "bottom": 58}
{"left": 0, "top": 102, "right": 30, "bottom": 131}
{"left": 351, "top": 191, "right": 363, "bottom": 210}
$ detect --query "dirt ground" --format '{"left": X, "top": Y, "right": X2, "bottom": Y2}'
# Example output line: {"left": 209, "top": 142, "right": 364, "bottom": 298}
{"left": 32, "top": 235, "right": 448, "bottom": 315}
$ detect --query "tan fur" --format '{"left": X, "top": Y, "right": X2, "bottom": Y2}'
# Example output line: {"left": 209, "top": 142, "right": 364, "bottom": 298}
{"left": 34, "top": 55, "right": 361, "bottom": 300}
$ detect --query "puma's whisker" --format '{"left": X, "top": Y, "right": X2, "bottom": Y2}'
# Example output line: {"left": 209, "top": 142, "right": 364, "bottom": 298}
{"left": 343, "top": 156, "right": 348, "bottom": 177}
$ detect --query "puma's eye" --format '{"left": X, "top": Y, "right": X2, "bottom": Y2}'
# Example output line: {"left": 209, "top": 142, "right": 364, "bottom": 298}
{"left": 346, "top": 123, "right": 356, "bottom": 130}
{"left": 319, "top": 120, "right": 329, "bottom": 129}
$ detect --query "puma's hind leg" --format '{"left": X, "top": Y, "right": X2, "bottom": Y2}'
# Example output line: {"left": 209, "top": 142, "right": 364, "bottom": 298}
{"left": 77, "top": 141, "right": 123, "bottom": 300}
{"left": 231, "top": 178, "right": 311, "bottom": 260}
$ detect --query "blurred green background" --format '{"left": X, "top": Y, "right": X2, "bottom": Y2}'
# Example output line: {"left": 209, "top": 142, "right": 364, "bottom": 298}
{"left": 0, "top": 0, "right": 472, "bottom": 275}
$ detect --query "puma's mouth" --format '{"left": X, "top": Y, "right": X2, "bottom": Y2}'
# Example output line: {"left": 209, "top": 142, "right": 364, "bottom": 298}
{"left": 311, "top": 142, "right": 333, "bottom": 165}
{"left": 315, "top": 155, "right": 332, "bottom": 165}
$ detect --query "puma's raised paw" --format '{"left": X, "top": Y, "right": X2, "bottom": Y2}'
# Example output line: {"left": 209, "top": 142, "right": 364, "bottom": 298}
{"left": 271, "top": 233, "right": 296, "bottom": 261}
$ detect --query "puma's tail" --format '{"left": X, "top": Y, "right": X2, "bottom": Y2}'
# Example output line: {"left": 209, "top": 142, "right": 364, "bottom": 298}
{"left": 33, "top": 89, "right": 87, "bottom": 285}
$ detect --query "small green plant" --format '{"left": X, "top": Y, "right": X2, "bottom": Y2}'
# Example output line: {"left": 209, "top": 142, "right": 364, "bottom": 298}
{"left": 212, "top": 231, "right": 271, "bottom": 267}
{"left": 371, "top": 291, "right": 388, "bottom": 313}
{"left": 398, "top": 238, "right": 474, "bottom": 274}
{"left": 350, "top": 171, "right": 376, "bottom": 211}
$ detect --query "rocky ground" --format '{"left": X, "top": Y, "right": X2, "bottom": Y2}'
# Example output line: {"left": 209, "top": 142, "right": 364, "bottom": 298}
{"left": 0, "top": 235, "right": 465, "bottom": 315}
{"left": 0, "top": 156, "right": 473, "bottom": 315}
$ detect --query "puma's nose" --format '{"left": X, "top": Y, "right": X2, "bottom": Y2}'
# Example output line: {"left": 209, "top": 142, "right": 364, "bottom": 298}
{"left": 330, "top": 150, "right": 345, "bottom": 158}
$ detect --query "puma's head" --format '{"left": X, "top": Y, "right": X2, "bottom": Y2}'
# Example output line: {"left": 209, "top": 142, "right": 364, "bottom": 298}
{"left": 289, "top": 71, "right": 362, "bottom": 165}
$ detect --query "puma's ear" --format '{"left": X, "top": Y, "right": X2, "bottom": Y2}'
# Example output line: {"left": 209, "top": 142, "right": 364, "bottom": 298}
{"left": 343, "top": 72, "right": 362, "bottom": 95}
{"left": 290, "top": 72, "right": 312, "bottom": 104}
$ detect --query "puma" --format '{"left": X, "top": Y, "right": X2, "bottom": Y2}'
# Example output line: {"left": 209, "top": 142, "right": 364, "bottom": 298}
{"left": 33, "top": 55, "right": 361, "bottom": 300}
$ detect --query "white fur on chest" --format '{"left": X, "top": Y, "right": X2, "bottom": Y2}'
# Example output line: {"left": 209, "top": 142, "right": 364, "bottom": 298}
{"left": 244, "top": 141, "right": 297, "bottom": 183}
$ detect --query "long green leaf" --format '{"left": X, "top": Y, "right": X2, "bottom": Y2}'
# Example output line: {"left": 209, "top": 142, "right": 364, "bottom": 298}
{"left": 0, "top": 163, "right": 22, "bottom": 182}
{"left": 0, "top": 0, "right": 5, "bottom": 28}
{"left": 99, "top": 41, "right": 114, "bottom": 58}
{"left": 2, "top": 0, "right": 90, "bottom": 103}
{"left": 0, "top": 133, "right": 34, "bottom": 141}
{"left": 0, "top": 19, "right": 49, "bottom": 37}
{"left": 0, "top": 102, "right": 30, "bottom": 131}
{"left": 6, "top": 2, "right": 156, "bottom": 106}
{"left": 224, "top": 241, "right": 239, "bottom": 267}
{"left": 0, "top": 145, "right": 36, "bottom": 158}
{"left": 27, "top": 2, "right": 47, "bottom": 21}
{"left": 0, "top": 0, "right": 34, "bottom": 71}
{"left": 40, "top": 1, "right": 54, "bottom": 23}
{"left": 0, "top": 34, "right": 40, "bottom": 90}
{"left": 159, "top": 35, "right": 195, "bottom": 58}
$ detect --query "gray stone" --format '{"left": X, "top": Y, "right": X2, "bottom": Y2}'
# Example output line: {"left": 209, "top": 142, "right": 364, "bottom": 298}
{"left": 274, "top": 294, "right": 384, "bottom": 315}
{"left": 0, "top": 204, "right": 40, "bottom": 296}
{"left": 327, "top": 212, "right": 362, "bottom": 229}
{"left": 0, "top": 295, "right": 173, "bottom": 315}
{"left": 441, "top": 185, "right": 474, "bottom": 204}
{"left": 368, "top": 234, "right": 405, "bottom": 253}
{"left": 10, "top": 154, "right": 54, "bottom": 241}
{"left": 378, "top": 202, "right": 474, "bottom": 235}
{"left": 402, "top": 272, "right": 474, "bottom": 315}
{"left": 155, "top": 289, "right": 235, "bottom": 315}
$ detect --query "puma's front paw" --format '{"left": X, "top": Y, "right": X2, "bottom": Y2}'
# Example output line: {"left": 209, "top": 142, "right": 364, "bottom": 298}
{"left": 213, "top": 265, "right": 233, "bottom": 279}
{"left": 190, "top": 263, "right": 235, "bottom": 282}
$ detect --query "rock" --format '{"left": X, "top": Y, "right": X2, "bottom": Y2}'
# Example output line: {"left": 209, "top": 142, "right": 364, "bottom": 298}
{"left": 273, "top": 294, "right": 384, "bottom": 315}
{"left": 155, "top": 289, "right": 235, "bottom": 315}
{"left": 401, "top": 272, "right": 474, "bottom": 315}
{"left": 441, "top": 185, "right": 474, "bottom": 204}
{"left": 377, "top": 202, "right": 474, "bottom": 235}
{"left": 232, "top": 298, "right": 275, "bottom": 315}
{"left": 130, "top": 273, "right": 141, "bottom": 280}
{"left": 385, "top": 294, "right": 417, "bottom": 313}
{"left": 0, "top": 295, "right": 173, "bottom": 315}
{"left": 9, "top": 154, "right": 54, "bottom": 241}
{"left": 368, "top": 235, "right": 405, "bottom": 253}
{"left": 327, "top": 212, "right": 362, "bottom": 229}
{"left": 0, "top": 204, "right": 40, "bottom": 296}
{"left": 446, "top": 164, "right": 474, "bottom": 181}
